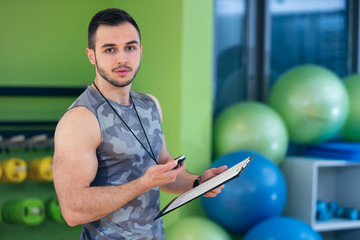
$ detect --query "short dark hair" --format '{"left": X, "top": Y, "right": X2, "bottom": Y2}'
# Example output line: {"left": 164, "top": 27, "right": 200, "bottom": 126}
{"left": 88, "top": 8, "right": 141, "bottom": 50}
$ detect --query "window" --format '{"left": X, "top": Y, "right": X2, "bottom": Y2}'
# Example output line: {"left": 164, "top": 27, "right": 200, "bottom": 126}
{"left": 270, "top": 0, "right": 348, "bottom": 88}
{"left": 213, "top": 0, "right": 246, "bottom": 117}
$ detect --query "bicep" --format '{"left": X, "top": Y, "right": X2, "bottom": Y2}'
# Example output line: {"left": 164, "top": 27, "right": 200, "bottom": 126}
{"left": 53, "top": 107, "right": 101, "bottom": 199}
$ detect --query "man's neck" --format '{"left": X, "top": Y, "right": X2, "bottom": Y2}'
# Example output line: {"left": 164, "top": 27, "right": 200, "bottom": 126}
{"left": 92, "top": 80, "right": 132, "bottom": 106}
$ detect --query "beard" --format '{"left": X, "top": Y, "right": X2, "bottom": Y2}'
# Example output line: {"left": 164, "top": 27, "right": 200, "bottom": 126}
{"left": 94, "top": 56, "right": 140, "bottom": 88}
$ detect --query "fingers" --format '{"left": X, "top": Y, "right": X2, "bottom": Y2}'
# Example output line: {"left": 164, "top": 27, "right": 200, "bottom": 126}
{"left": 169, "top": 159, "right": 186, "bottom": 173}
{"left": 156, "top": 160, "right": 179, "bottom": 173}
{"left": 143, "top": 160, "right": 185, "bottom": 187}
{"left": 201, "top": 165, "right": 228, "bottom": 183}
{"left": 201, "top": 168, "right": 227, "bottom": 197}
{"left": 159, "top": 161, "right": 183, "bottom": 180}
{"left": 204, "top": 186, "right": 224, "bottom": 198}
{"left": 163, "top": 160, "right": 185, "bottom": 175}
{"left": 214, "top": 165, "right": 228, "bottom": 174}
{"left": 167, "top": 160, "right": 179, "bottom": 170}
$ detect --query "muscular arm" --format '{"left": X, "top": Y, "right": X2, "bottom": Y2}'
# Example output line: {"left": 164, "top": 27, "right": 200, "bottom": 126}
{"left": 53, "top": 107, "right": 182, "bottom": 226}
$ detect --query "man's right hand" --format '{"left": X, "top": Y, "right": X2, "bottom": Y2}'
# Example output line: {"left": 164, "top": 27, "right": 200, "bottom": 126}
{"left": 141, "top": 160, "right": 186, "bottom": 189}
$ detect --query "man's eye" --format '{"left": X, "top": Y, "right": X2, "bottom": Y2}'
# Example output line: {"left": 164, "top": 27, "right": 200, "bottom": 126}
{"left": 127, "top": 46, "right": 135, "bottom": 51}
{"left": 105, "top": 48, "right": 114, "bottom": 53}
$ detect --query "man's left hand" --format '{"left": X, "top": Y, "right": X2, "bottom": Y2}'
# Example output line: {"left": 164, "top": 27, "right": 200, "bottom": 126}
{"left": 200, "top": 165, "right": 228, "bottom": 197}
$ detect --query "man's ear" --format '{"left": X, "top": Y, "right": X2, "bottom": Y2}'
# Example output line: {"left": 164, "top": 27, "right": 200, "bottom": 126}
{"left": 86, "top": 48, "right": 96, "bottom": 65}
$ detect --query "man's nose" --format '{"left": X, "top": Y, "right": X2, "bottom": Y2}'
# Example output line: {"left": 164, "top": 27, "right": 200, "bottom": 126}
{"left": 117, "top": 50, "right": 127, "bottom": 65}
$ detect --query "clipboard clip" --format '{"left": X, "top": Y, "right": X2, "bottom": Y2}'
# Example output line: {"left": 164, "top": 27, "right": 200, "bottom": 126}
{"left": 242, "top": 156, "right": 254, "bottom": 170}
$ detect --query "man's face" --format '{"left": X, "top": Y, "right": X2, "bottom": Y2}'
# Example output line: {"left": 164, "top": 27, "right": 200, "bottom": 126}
{"left": 87, "top": 23, "right": 142, "bottom": 87}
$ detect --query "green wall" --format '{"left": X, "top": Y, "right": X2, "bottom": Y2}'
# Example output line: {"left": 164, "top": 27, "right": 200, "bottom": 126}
{"left": 179, "top": 0, "right": 213, "bottom": 218}
{"left": 0, "top": 0, "right": 115, "bottom": 87}
{"left": 0, "top": 0, "right": 213, "bottom": 238}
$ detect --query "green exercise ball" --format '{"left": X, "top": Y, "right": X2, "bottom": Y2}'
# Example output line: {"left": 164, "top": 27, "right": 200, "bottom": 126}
{"left": 166, "top": 216, "right": 231, "bottom": 240}
{"left": 214, "top": 101, "right": 288, "bottom": 165}
{"left": 341, "top": 74, "right": 360, "bottom": 141}
{"left": 269, "top": 64, "right": 349, "bottom": 144}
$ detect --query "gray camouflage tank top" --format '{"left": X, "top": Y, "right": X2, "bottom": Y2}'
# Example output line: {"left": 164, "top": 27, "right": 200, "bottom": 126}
{"left": 68, "top": 86, "right": 165, "bottom": 240}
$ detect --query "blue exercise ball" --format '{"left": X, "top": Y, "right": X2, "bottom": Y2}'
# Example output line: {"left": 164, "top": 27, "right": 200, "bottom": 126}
{"left": 201, "top": 151, "right": 287, "bottom": 234}
{"left": 244, "top": 217, "right": 323, "bottom": 240}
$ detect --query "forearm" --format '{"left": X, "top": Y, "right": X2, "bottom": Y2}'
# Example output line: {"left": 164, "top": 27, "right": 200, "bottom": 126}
{"left": 58, "top": 177, "right": 151, "bottom": 226}
{"left": 160, "top": 170, "right": 198, "bottom": 194}
{"left": 160, "top": 165, "right": 229, "bottom": 198}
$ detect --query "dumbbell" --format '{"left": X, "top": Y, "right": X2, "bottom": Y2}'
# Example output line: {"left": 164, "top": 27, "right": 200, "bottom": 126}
{"left": 328, "top": 201, "right": 338, "bottom": 215}
{"left": 46, "top": 196, "right": 65, "bottom": 223}
{"left": 2, "top": 198, "right": 45, "bottom": 225}
{"left": 316, "top": 200, "right": 329, "bottom": 220}
{"left": 343, "top": 208, "right": 359, "bottom": 220}
{"left": 316, "top": 200, "right": 338, "bottom": 221}
{"left": 0, "top": 158, "right": 27, "bottom": 183}
{"left": 335, "top": 207, "right": 360, "bottom": 220}
{"left": 27, "top": 156, "right": 53, "bottom": 182}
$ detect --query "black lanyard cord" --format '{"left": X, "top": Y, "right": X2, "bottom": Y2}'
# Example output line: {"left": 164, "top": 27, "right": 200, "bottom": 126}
{"left": 93, "top": 82, "right": 158, "bottom": 164}
{"left": 130, "top": 94, "right": 157, "bottom": 162}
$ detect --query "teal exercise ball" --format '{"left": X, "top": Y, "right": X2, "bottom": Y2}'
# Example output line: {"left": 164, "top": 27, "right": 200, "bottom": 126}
{"left": 214, "top": 101, "right": 288, "bottom": 165}
{"left": 269, "top": 65, "right": 349, "bottom": 144}
{"left": 340, "top": 74, "right": 360, "bottom": 141}
{"left": 166, "top": 216, "right": 231, "bottom": 240}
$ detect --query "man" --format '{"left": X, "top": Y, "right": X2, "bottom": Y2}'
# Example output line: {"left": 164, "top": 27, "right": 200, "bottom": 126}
{"left": 53, "top": 8, "right": 227, "bottom": 240}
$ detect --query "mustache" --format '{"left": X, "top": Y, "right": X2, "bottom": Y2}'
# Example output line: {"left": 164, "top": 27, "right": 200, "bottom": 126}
{"left": 112, "top": 65, "right": 132, "bottom": 72}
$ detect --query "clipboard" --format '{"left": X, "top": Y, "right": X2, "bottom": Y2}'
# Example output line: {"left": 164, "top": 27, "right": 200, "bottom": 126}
{"left": 154, "top": 155, "right": 254, "bottom": 220}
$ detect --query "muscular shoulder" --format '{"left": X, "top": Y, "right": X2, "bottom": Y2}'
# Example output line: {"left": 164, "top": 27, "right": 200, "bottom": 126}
{"left": 55, "top": 106, "right": 101, "bottom": 149}
{"left": 58, "top": 106, "right": 98, "bottom": 128}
